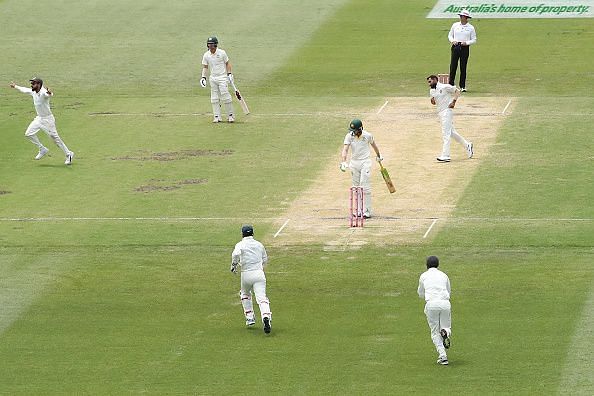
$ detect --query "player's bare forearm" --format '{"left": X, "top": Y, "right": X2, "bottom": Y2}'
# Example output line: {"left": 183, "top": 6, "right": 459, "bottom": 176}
{"left": 371, "top": 142, "right": 381, "bottom": 158}
{"left": 341, "top": 145, "right": 349, "bottom": 162}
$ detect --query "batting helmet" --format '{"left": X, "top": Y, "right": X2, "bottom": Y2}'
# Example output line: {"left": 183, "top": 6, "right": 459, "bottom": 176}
{"left": 241, "top": 225, "right": 254, "bottom": 237}
{"left": 349, "top": 118, "right": 363, "bottom": 132}
{"left": 207, "top": 36, "right": 218, "bottom": 46}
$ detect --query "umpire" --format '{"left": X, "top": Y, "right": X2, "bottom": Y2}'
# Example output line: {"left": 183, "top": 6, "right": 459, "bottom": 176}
{"left": 448, "top": 9, "right": 477, "bottom": 92}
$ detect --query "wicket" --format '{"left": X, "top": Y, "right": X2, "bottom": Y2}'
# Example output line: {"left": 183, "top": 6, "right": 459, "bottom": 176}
{"left": 349, "top": 186, "right": 364, "bottom": 227}
{"left": 438, "top": 73, "right": 449, "bottom": 84}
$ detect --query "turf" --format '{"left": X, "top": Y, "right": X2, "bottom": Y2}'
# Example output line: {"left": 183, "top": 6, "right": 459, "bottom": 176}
{"left": 0, "top": 0, "right": 592, "bottom": 394}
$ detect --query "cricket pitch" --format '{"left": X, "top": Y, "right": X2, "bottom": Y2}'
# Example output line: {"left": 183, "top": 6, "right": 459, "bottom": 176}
{"left": 268, "top": 96, "right": 514, "bottom": 249}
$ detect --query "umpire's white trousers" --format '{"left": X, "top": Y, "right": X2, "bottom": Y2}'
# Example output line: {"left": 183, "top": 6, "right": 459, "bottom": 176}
{"left": 424, "top": 299, "right": 451, "bottom": 358}
{"left": 240, "top": 269, "right": 271, "bottom": 321}
{"left": 349, "top": 158, "right": 372, "bottom": 216}
{"left": 438, "top": 109, "right": 467, "bottom": 158}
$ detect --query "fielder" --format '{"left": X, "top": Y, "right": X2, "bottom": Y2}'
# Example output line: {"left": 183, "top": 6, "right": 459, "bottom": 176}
{"left": 418, "top": 256, "right": 452, "bottom": 365}
{"left": 10, "top": 78, "right": 74, "bottom": 165}
{"left": 200, "top": 36, "right": 235, "bottom": 123}
{"left": 231, "top": 225, "right": 272, "bottom": 334}
{"left": 340, "top": 118, "right": 383, "bottom": 218}
{"left": 427, "top": 75, "right": 473, "bottom": 162}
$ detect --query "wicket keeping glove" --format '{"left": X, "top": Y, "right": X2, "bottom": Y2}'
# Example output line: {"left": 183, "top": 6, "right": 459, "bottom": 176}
{"left": 200, "top": 77, "right": 207, "bottom": 88}
{"left": 340, "top": 162, "right": 348, "bottom": 172}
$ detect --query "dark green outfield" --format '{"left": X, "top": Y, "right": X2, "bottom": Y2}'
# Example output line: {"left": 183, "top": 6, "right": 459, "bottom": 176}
{"left": 0, "top": 0, "right": 592, "bottom": 394}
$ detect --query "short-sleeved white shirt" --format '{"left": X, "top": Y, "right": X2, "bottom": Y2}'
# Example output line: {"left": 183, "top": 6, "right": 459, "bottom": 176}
{"left": 344, "top": 130, "right": 374, "bottom": 161}
{"left": 202, "top": 48, "right": 229, "bottom": 78}
{"left": 429, "top": 83, "right": 457, "bottom": 113}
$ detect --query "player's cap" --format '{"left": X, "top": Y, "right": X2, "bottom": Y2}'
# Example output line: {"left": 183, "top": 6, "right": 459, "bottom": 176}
{"left": 458, "top": 9, "right": 472, "bottom": 18}
{"left": 241, "top": 225, "right": 254, "bottom": 237}
{"left": 29, "top": 77, "right": 43, "bottom": 85}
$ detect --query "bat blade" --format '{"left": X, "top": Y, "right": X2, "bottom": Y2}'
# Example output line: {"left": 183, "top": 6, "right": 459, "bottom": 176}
{"left": 237, "top": 93, "right": 250, "bottom": 114}
{"left": 231, "top": 81, "right": 250, "bottom": 114}
{"left": 380, "top": 165, "right": 396, "bottom": 193}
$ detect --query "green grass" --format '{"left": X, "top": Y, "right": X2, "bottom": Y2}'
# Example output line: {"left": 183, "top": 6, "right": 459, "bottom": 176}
{"left": 0, "top": 0, "right": 592, "bottom": 394}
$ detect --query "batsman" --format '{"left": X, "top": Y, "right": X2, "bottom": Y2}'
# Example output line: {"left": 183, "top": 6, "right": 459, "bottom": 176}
{"left": 340, "top": 118, "right": 384, "bottom": 218}
{"left": 200, "top": 36, "right": 235, "bottom": 123}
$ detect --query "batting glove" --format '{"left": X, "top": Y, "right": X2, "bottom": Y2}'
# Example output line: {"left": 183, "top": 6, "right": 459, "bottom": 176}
{"left": 200, "top": 77, "right": 207, "bottom": 88}
{"left": 227, "top": 73, "right": 235, "bottom": 85}
{"left": 340, "top": 162, "right": 348, "bottom": 172}
{"left": 230, "top": 263, "right": 238, "bottom": 274}
{"left": 376, "top": 155, "right": 384, "bottom": 162}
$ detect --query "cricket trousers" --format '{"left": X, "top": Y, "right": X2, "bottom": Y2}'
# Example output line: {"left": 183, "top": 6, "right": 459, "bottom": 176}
{"left": 240, "top": 269, "right": 271, "bottom": 321}
{"left": 25, "top": 115, "right": 70, "bottom": 155}
{"left": 349, "top": 158, "right": 372, "bottom": 216}
{"left": 438, "top": 109, "right": 469, "bottom": 158}
{"left": 209, "top": 75, "right": 234, "bottom": 118}
{"left": 424, "top": 299, "right": 451, "bottom": 358}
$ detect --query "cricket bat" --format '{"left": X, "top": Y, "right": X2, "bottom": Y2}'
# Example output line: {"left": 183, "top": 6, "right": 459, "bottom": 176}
{"left": 379, "top": 162, "right": 396, "bottom": 193}
{"left": 230, "top": 81, "right": 250, "bottom": 115}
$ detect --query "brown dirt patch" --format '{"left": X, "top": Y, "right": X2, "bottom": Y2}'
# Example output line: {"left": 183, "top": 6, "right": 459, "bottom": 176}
{"left": 135, "top": 178, "right": 207, "bottom": 193}
{"left": 112, "top": 149, "right": 233, "bottom": 161}
{"left": 267, "top": 96, "right": 514, "bottom": 249}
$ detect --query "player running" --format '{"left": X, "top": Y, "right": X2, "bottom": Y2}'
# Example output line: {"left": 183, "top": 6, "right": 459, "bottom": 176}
{"left": 10, "top": 78, "right": 74, "bottom": 165}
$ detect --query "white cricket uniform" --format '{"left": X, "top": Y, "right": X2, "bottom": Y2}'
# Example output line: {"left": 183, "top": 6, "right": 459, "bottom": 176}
{"left": 344, "top": 130, "right": 374, "bottom": 216}
{"left": 14, "top": 85, "right": 71, "bottom": 155}
{"left": 232, "top": 236, "right": 271, "bottom": 322}
{"left": 429, "top": 82, "right": 469, "bottom": 158}
{"left": 418, "top": 267, "right": 452, "bottom": 359}
{"left": 202, "top": 48, "right": 233, "bottom": 106}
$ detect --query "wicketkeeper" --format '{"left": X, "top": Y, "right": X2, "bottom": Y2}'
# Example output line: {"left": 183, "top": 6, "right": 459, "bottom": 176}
{"left": 200, "top": 36, "right": 236, "bottom": 123}
{"left": 340, "top": 118, "right": 383, "bottom": 218}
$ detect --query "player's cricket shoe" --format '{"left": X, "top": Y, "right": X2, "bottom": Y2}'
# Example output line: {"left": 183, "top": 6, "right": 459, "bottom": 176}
{"left": 436, "top": 156, "right": 451, "bottom": 162}
{"left": 461, "top": 87, "right": 467, "bottom": 92}
{"left": 228, "top": 115, "right": 235, "bottom": 123}
{"left": 65, "top": 152, "right": 74, "bottom": 165}
{"left": 437, "top": 356, "right": 449, "bottom": 365}
{"left": 440, "top": 329, "right": 451, "bottom": 349}
{"left": 246, "top": 318, "right": 256, "bottom": 326}
{"left": 263, "top": 317, "right": 271, "bottom": 334}
{"left": 466, "top": 142, "right": 474, "bottom": 159}
{"left": 213, "top": 116, "right": 222, "bottom": 123}
{"left": 35, "top": 147, "right": 49, "bottom": 160}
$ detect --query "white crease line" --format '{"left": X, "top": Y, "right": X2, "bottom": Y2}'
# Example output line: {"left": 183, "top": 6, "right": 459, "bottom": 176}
{"left": 502, "top": 99, "right": 512, "bottom": 115}
{"left": 423, "top": 219, "right": 438, "bottom": 239}
{"left": 377, "top": 100, "right": 389, "bottom": 114}
{"left": 273, "top": 219, "right": 290, "bottom": 238}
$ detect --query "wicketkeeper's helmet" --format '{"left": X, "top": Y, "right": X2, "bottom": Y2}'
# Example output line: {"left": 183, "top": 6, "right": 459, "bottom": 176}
{"left": 207, "top": 36, "right": 218, "bottom": 46}
{"left": 349, "top": 118, "right": 363, "bottom": 132}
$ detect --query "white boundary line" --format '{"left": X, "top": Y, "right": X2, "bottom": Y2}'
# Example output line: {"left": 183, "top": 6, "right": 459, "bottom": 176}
{"left": 423, "top": 219, "right": 438, "bottom": 239}
{"left": 377, "top": 100, "right": 389, "bottom": 114}
{"left": 273, "top": 219, "right": 290, "bottom": 238}
{"left": 502, "top": 99, "right": 512, "bottom": 115}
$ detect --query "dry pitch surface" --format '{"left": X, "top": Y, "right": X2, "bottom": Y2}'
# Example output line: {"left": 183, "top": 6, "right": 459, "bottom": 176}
{"left": 268, "top": 97, "right": 514, "bottom": 250}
